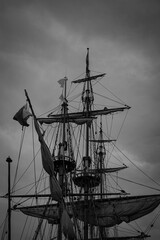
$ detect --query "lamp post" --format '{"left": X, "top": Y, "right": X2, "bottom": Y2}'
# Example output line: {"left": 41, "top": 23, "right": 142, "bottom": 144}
{"left": 6, "top": 156, "right": 12, "bottom": 240}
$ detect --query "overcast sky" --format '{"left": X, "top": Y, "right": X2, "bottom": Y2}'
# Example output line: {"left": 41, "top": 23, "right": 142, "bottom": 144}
{"left": 0, "top": 0, "right": 160, "bottom": 239}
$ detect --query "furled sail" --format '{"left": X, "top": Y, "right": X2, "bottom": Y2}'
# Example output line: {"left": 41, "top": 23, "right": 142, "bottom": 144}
{"left": 25, "top": 90, "right": 75, "bottom": 239}
{"left": 72, "top": 73, "right": 106, "bottom": 84}
{"left": 38, "top": 117, "right": 96, "bottom": 125}
{"left": 77, "top": 166, "right": 128, "bottom": 174}
{"left": 38, "top": 106, "right": 130, "bottom": 125}
{"left": 34, "top": 117, "right": 62, "bottom": 202}
{"left": 19, "top": 194, "right": 160, "bottom": 227}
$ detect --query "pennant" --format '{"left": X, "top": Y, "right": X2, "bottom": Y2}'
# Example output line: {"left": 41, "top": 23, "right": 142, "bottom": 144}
{"left": 58, "top": 77, "right": 67, "bottom": 88}
{"left": 59, "top": 93, "right": 63, "bottom": 100}
{"left": 59, "top": 93, "right": 64, "bottom": 102}
{"left": 61, "top": 209, "right": 75, "bottom": 240}
{"left": 34, "top": 118, "right": 62, "bottom": 201}
{"left": 13, "top": 104, "right": 31, "bottom": 127}
{"left": 59, "top": 93, "right": 67, "bottom": 104}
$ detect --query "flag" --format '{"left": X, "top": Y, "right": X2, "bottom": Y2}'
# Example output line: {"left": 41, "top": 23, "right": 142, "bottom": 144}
{"left": 13, "top": 104, "right": 31, "bottom": 127}
{"left": 59, "top": 93, "right": 64, "bottom": 101}
{"left": 34, "top": 117, "right": 62, "bottom": 201}
{"left": 59, "top": 93, "right": 67, "bottom": 104}
{"left": 61, "top": 209, "right": 75, "bottom": 240}
{"left": 58, "top": 77, "right": 67, "bottom": 88}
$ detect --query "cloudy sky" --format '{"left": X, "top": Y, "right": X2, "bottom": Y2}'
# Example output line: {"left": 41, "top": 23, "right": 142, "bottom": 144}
{"left": 0, "top": 0, "right": 160, "bottom": 239}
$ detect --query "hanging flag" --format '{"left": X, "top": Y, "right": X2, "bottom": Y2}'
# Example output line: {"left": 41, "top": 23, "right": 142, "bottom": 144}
{"left": 58, "top": 77, "right": 68, "bottom": 88}
{"left": 34, "top": 117, "right": 62, "bottom": 201}
{"left": 61, "top": 208, "right": 75, "bottom": 240}
{"left": 13, "top": 104, "right": 31, "bottom": 127}
{"left": 59, "top": 93, "right": 67, "bottom": 104}
{"left": 59, "top": 93, "right": 64, "bottom": 102}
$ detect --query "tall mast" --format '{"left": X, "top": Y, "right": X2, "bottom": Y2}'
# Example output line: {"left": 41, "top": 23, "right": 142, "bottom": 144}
{"left": 72, "top": 49, "right": 103, "bottom": 240}
{"left": 54, "top": 77, "right": 76, "bottom": 240}
{"left": 85, "top": 48, "right": 90, "bottom": 160}
{"left": 99, "top": 117, "right": 105, "bottom": 199}
{"left": 62, "top": 77, "right": 67, "bottom": 157}
{"left": 84, "top": 48, "right": 91, "bottom": 240}
{"left": 58, "top": 77, "right": 67, "bottom": 240}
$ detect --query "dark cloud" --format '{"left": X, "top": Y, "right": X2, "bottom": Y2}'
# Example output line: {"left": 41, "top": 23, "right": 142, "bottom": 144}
{"left": 37, "top": 0, "right": 160, "bottom": 54}
{"left": 0, "top": 1, "right": 160, "bottom": 239}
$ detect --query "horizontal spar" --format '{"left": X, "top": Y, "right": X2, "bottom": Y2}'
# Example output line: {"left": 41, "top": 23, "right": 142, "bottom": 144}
{"left": 2, "top": 192, "right": 129, "bottom": 198}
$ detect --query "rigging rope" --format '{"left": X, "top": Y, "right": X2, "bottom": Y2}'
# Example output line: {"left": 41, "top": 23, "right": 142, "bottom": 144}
{"left": 98, "top": 80, "right": 128, "bottom": 106}
{"left": 0, "top": 215, "right": 8, "bottom": 240}
{"left": 112, "top": 174, "right": 160, "bottom": 192}
{"left": 145, "top": 207, "right": 160, "bottom": 234}
{"left": 12, "top": 127, "right": 26, "bottom": 191}
{"left": 112, "top": 142, "right": 160, "bottom": 189}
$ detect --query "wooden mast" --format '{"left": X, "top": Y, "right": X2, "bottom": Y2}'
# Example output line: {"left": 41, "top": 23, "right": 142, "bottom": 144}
{"left": 58, "top": 77, "right": 67, "bottom": 240}
{"left": 84, "top": 47, "right": 90, "bottom": 240}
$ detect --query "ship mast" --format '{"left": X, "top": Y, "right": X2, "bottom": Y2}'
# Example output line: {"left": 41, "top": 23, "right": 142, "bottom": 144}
{"left": 53, "top": 77, "right": 76, "bottom": 240}
{"left": 84, "top": 47, "right": 91, "bottom": 240}
{"left": 98, "top": 117, "right": 105, "bottom": 199}
{"left": 85, "top": 47, "right": 91, "bottom": 158}
{"left": 58, "top": 78, "right": 67, "bottom": 240}
{"left": 72, "top": 49, "right": 128, "bottom": 240}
